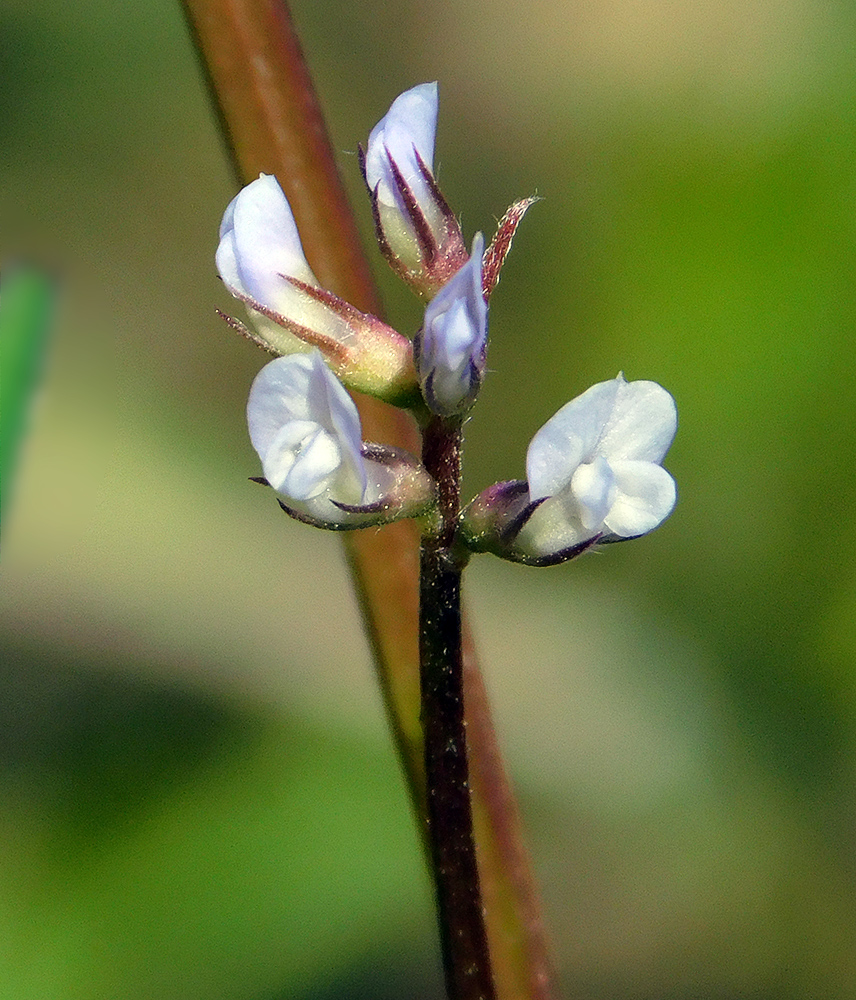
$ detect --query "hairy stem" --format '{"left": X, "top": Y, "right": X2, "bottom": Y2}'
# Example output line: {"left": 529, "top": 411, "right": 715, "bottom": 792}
{"left": 421, "top": 416, "right": 494, "bottom": 1000}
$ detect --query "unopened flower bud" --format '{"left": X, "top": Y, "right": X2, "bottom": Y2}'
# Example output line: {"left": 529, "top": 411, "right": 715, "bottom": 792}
{"left": 415, "top": 234, "right": 487, "bottom": 417}
{"left": 462, "top": 375, "right": 677, "bottom": 565}
{"left": 248, "top": 351, "right": 434, "bottom": 529}
{"left": 218, "top": 174, "right": 417, "bottom": 404}
{"left": 362, "top": 83, "right": 468, "bottom": 298}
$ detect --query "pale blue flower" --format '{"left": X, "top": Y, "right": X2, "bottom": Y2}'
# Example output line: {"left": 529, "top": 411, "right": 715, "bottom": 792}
{"left": 518, "top": 375, "right": 677, "bottom": 557}
{"left": 217, "top": 174, "right": 324, "bottom": 353}
{"left": 416, "top": 234, "right": 487, "bottom": 416}
{"left": 248, "top": 350, "right": 367, "bottom": 507}
{"left": 218, "top": 175, "right": 415, "bottom": 401}
{"left": 248, "top": 351, "right": 435, "bottom": 528}
{"left": 364, "top": 82, "right": 439, "bottom": 229}
{"left": 363, "top": 84, "right": 467, "bottom": 296}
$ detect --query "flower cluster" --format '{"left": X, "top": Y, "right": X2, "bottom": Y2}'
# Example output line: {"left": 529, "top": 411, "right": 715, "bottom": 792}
{"left": 217, "top": 84, "right": 677, "bottom": 559}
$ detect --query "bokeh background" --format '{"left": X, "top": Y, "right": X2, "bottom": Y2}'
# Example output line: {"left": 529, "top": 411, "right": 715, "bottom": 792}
{"left": 3, "top": 0, "right": 856, "bottom": 997}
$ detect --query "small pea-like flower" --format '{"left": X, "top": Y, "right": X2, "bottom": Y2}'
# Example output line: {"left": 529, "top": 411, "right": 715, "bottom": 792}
{"left": 415, "top": 234, "right": 488, "bottom": 417}
{"left": 462, "top": 375, "right": 677, "bottom": 565}
{"left": 248, "top": 350, "right": 434, "bottom": 529}
{"left": 361, "top": 83, "right": 468, "bottom": 298}
{"left": 217, "top": 174, "right": 417, "bottom": 404}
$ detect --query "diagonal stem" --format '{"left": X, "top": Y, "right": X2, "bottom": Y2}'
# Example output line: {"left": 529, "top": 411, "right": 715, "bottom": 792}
{"left": 180, "top": 2, "right": 557, "bottom": 997}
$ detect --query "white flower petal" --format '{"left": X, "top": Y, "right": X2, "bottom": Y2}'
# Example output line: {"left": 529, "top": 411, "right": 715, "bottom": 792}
{"left": 597, "top": 378, "right": 678, "bottom": 463}
{"left": 526, "top": 378, "right": 620, "bottom": 499}
{"left": 216, "top": 174, "right": 321, "bottom": 330}
{"left": 571, "top": 455, "right": 616, "bottom": 530}
{"left": 247, "top": 354, "right": 313, "bottom": 459}
{"left": 219, "top": 191, "right": 238, "bottom": 240}
{"left": 259, "top": 419, "right": 317, "bottom": 493}
{"left": 310, "top": 353, "right": 366, "bottom": 501}
{"left": 214, "top": 224, "right": 241, "bottom": 291}
{"left": 247, "top": 352, "right": 367, "bottom": 506}
{"left": 365, "top": 83, "right": 438, "bottom": 209}
{"left": 281, "top": 426, "right": 342, "bottom": 500}
{"left": 417, "top": 234, "right": 487, "bottom": 415}
{"left": 604, "top": 460, "right": 677, "bottom": 536}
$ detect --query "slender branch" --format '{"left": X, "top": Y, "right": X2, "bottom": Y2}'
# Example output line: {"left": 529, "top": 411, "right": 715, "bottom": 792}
{"left": 420, "top": 416, "right": 494, "bottom": 1000}
{"left": 181, "top": 0, "right": 427, "bottom": 792}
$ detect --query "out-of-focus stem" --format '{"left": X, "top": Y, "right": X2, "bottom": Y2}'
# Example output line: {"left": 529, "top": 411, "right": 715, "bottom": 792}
{"left": 182, "top": 0, "right": 426, "bottom": 793}
{"left": 181, "top": 2, "right": 557, "bottom": 997}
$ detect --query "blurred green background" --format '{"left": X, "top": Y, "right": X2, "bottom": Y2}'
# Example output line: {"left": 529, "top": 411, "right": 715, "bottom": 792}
{"left": 3, "top": 0, "right": 856, "bottom": 997}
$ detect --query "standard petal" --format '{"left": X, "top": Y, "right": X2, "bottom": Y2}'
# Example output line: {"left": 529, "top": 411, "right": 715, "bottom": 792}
{"left": 597, "top": 378, "right": 677, "bottom": 463}
{"left": 603, "top": 460, "right": 677, "bottom": 536}
{"left": 526, "top": 378, "right": 621, "bottom": 499}
{"left": 247, "top": 355, "right": 313, "bottom": 458}
{"left": 365, "top": 83, "right": 439, "bottom": 207}
{"left": 217, "top": 174, "right": 317, "bottom": 308}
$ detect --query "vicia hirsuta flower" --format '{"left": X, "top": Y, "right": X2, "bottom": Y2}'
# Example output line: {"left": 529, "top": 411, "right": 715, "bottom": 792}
{"left": 463, "top": 375, "right": 677, "bottom": 565}
{"left": 361, "top": 82, "right": 468, "bottom": 298}
{"left": 218, "top": 84, "right": 677, "bottom": 554}
{"left": 248, "top": 349, "right": 366, "bottom": 505}
{"left": 247, "top": 350, "right": 433, "bottom": 529}
{"left": 217, "top": 174, "right": 417, "bottom": 404}
{"left": 217, "top": 172, "right": 318, "bottom": 342}
{"left": 415, "top": 233, "right": 488, "bottom": 417}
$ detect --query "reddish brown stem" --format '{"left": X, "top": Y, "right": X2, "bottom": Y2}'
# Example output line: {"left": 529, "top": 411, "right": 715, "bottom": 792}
{"left": 420, "top": 417, "right": 495, "bottom": 1000}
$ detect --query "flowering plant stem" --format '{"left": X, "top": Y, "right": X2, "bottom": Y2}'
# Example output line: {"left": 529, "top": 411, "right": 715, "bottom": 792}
{"left": 181, "top": 2, "right": 556, "bottom": 997}
{"left": 421, "top": 416, "right": 494, "bottom": 1000}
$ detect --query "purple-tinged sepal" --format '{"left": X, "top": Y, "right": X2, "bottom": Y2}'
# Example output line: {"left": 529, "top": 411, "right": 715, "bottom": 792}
{"left": 247, "top": 351, "right": 434, "bottom": 530}
{"left": 217, "top": 173, "right": 418, "bottom": 405}
{"left": 482, "top": 197, "right": 539, "bottom": 300}
{"left": 415, "top": 234, "right": 488, "bottom": 417}
{"left": 460, "top": 481, "right": 602, "bottom": 566}
{"left": 361, "top": 83, "right": 468, "bottom": 298}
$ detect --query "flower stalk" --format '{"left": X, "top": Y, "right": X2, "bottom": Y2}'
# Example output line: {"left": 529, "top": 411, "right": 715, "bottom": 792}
{"left": 420, "top": 415, "right": 494, "bottom": 1000}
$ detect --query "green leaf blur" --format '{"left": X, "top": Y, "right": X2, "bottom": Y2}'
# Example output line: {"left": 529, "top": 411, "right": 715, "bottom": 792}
{"left": 0, "top": 264, "right": 54, "bottom": 532}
